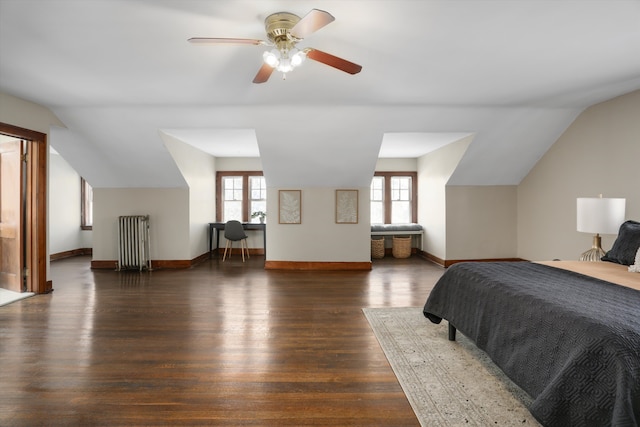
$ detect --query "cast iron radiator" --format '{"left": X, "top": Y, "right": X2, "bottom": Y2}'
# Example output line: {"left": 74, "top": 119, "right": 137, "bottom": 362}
{"left": 117, "top": 215, "right": 151, "bottom": 271}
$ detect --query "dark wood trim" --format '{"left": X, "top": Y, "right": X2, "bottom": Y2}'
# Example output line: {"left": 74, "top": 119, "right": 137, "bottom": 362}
{"left": 0, "top": 122, "right": 47, "bottom": 142}
{"left": 90, "top": 251, "right": 225, "bottom": 270}
{"left": 50, "top": 248, "right": 92, "bottom": 261}
{"left": 91, "top": 260, "right": 118, "bottom": 269}
{"left": 418, "top": 250, "right": 526, "bottom": 267}
{"left": 265, "top": 261, "right": 372, "bottom": 271}
{"left": 190, "top": 252, "right": 211, "bottom": 266}
{"left": 34, "top": 136, "right": 48, "bottom": 293}
{"left": 0, "top": 122, "right": 48, "bottom": 293}
{"left": 443, "top": 258, "right": 527, "bottom": 267}
{"left": 418, "top": 251, "right": 445, "bottom": 266}
{"left": 210, "top": 248, "right": 265, "bottom": 258}
{"left": 151, "top": 260, "right": 192, "bottom": 269}
{"left": 374, "top": 171, "right": 418, "bottom": 224}
{"left": 92, "top": 252, "right": 524, "bottom": 270}
{"left": 91, "top": 260, "right": 194, "bottom": 270}
{"left": 215, "top": 171, "right": 263, "bottom": 222}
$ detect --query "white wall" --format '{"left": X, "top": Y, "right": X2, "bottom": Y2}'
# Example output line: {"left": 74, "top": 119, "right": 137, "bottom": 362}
{"left": 216, "top": 157, "right": 263, "bottom": 171}
{"left": 518, "top": 90, "right": 640, "bottom": 261}
{"left": 7, "top": 89, "right": 637, "bottom": 267}
{"left": 162, "top": 133, "right": 217, "bottom": 260}
{"left": 417, "top": 136, "right": 472, "bottom": 259}
{"left": 92, "top": 188, "right": 190, "bottom": 261}
{"left": 375, "top": 158, "right": 417, "bottom": 171}
{"left": 0, "top": 91, "right": 65, "bottom": 278}
{"left": 417, "top": 135, "right": 519, "bottom": 262}
{"left": 0, "top": 92, "right": 64, "bottom": 135}
{"left": 49, "top": 152, "right": 91, "bottom": 254}
{"left": 446, "top": 185, "right": 517, "bottom": 260}
{"left": 266, "top": 187, "right": 371, "bottom": 262}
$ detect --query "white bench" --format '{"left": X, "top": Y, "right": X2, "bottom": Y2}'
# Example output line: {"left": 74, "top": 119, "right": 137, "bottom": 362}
{"left": 371, "top": 224, "right": 424, "bottom": 250}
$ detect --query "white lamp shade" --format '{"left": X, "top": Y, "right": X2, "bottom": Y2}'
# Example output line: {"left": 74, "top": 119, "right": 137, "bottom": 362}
{"left": 263, "top": 49, "right": 280, "bottom": 67}
{"left": 576, "top": 197, "right": 626, "bottom": 235}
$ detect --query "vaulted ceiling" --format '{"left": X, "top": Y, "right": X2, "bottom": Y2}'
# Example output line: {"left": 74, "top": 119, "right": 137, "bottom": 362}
{"left": 1, "top": 0, "right": 639, "bottom": 188}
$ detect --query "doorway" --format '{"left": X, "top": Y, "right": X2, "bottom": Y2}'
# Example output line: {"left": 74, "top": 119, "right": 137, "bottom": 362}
{"left": 0, "top": 136, "right": 24, "bottom": 291}
{"left": 0, "top": 122, "right": 49, "bottom": 294}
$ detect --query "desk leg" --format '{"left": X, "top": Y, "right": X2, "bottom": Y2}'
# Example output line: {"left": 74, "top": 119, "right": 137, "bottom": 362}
{"left": 209, "top": 226, "right": 213, "bottom": 259}
{"left": 216, "top": 229, "right": 220, "bottom": 258}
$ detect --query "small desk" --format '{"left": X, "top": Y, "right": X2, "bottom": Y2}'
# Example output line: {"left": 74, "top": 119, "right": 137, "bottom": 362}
{"left": 208, "top": 222, "right": 266, "bottom": 258}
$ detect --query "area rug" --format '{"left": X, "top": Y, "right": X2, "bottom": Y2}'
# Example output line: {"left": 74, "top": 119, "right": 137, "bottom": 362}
{"left": 363, "top": 307, "right": 540, "bottom": 427}
{"left": 0, "top": 288, "right": 34, "bottom": 307}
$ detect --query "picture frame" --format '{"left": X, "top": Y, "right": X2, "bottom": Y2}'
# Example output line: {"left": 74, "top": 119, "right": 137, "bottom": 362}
{"left": 335, "top": 189, "right": 358, "bottom": 224}
{"left": 279, "top": 190, "right": 301, "bottom": 224}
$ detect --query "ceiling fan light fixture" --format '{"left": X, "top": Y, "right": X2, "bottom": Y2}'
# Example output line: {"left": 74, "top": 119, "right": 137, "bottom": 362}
{"left": 190, "top": 9, "right": 361, "bottom": 83}
{"left": 277, "top": 57, "right": 293, "bottom": 73}
{"left": 290, "top": 48, "right": 306, "bottom": 67}
{"left": 264, "top": 46, "right": 305, "bottom": 74}
{"left": 263, "top": 49, "right": 280, "bottom": 67}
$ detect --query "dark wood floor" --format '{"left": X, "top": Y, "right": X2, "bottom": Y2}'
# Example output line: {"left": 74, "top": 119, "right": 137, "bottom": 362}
{"left": 0, "top": 255, "right": 444, "bottom": 426}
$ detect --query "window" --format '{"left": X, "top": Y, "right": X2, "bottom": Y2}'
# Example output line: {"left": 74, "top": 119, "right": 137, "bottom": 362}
{"left": 390, "top": 176, "right": 412, "bottom": 223}
{"left": 216, "top": 172, "right": 266, "bottom": 223}
{"left": 81, "top": 177, "right": 93, "bottom": 230}
{"left": 222, "top": 176, "right": 243, "bottom": 221}
{"left": 249, "top": 175, "right": 266, "bottom": 221}
{"left": 370, "top": 172, "right": 417, "bottom": 224}
{"left": 370, "top": 176, "right": 384, "bottom": 224}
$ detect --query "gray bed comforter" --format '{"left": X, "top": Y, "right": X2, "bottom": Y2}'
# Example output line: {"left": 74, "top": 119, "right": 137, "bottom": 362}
{"left": 423, "top": 261, "right": 640, "bottom": 427}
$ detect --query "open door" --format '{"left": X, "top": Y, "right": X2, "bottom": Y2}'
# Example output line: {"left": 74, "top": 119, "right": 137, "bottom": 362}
{"left": 0, "top": 123, "right": 48, "bottom": 294}
{"left": 0, "top": 137, "right": 24, "bottom": 292}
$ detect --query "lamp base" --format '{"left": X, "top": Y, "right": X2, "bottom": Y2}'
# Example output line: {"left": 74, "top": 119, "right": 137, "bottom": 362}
{"left": 579, "top": 234, "right": 605, "bottom": 262}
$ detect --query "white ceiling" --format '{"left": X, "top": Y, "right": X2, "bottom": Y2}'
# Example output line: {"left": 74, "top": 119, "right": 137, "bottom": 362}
{"left": 162, "top": 128, "right": 259, "bottom": 157}
{"left": 1, "top": 0, "right": 639, "bottom": 188}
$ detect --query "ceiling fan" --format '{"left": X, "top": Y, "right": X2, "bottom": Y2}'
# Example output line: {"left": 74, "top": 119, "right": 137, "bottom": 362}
{"left": 188, "top": 9, "right": 362, "bottom": 83}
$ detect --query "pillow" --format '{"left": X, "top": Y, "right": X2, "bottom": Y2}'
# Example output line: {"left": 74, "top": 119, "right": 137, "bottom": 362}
{"left": 371, "top": 223, "right": 423, "bottom": 232}
{"left": 601, "top": 220, "right": 640, "bottom": 266}
{"left": 629, "top": 247, "right": 640, "bottom": 273}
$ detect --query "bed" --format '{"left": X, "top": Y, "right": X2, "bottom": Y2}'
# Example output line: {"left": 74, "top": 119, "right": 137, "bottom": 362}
{"left": 423, "top": 220, "right": 640, "bottom": 427}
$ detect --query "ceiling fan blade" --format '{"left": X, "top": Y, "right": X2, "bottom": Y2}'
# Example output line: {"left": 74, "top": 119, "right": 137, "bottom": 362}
{"left": 188, "top": 37, "right": 265, "bottom": 45}
{"left": 305, "top": 49, "right": 362, "bottom": 75}
{"left": 253, "top": 63, "right": 275, "bottom": 84}
{"left": 290, "top": 9, "right": 335, "bottom": 39}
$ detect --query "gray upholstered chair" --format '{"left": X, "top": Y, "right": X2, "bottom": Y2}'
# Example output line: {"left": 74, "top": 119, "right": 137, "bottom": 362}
{"left": 223, "top": 220, "right": 249, "bottom": 262}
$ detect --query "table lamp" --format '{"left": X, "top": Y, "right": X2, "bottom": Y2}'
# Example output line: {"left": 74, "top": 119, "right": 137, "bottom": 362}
{"left": 576, "top": 196, "right": 626, "bottom": 261}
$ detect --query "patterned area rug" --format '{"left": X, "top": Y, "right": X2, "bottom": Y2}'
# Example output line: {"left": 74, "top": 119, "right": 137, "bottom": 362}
{"left": 363, "top": 307, "right": 541, "bottom": 427}
{"left": 0, "top": 288, "right": 34, "bottom": 307}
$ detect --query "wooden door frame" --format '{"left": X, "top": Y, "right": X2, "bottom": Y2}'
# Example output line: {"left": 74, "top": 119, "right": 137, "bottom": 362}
{"left": 0, "top": 122, "right": 49, "bottom": 294}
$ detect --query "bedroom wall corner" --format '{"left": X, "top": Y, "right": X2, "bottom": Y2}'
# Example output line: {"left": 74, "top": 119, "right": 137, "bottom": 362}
{"left": 517, "top": 89, "right": 640, "bottom": 262}
{"left": 92, "top": 188, "right": 190, "bottom": 263}
{"left": 445, "top": 185, "right": 518, "bottom": 260}
{"left": 49, "top": 152, "right": 91, "bottom": 255}
{"left": 162, "top": 132, "right": 218, "bottom": 260}
{"left": 417, "top": 135, "right": 473, "bottom": 260}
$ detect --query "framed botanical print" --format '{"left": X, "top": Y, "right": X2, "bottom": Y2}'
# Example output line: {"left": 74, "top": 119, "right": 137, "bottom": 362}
{"left": 279, "top": 190, "right": 301, "bottom": 224}
{"left": 335, "top": 189, "right": 358, "bottom": 224}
